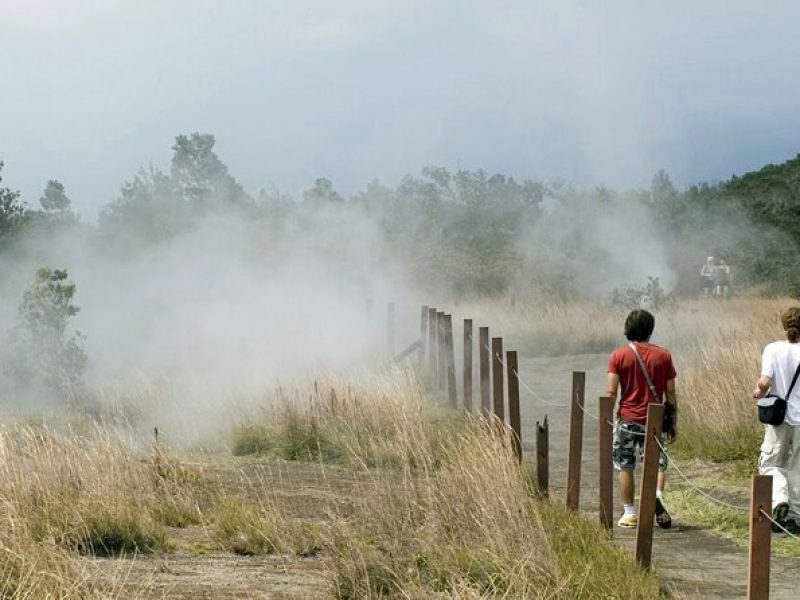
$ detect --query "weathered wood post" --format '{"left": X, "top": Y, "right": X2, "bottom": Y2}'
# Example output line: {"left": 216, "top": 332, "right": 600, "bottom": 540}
{"left": 387, "top": 302, "right": 395, "bottom": 360}
{"left": 635, "top": 402, "right": 664, "bottom": 569}
{"left": 427, "top": 307, "right": 437, "bottom": 377}
{"left": 463, "top": 319, "right": 473, "bottom": 412}
{"left": 492, "top": 337, "right": 504, "bottom": 422}
{"left": 479, "top": 327, "right": 491, "bottom": 418}
{"left": 437, "top": 311, "right": 446, "bottom": 390}
{"left": 566, "top": 371, "right": 586, "bottom": 511}
{"left": 444, "top": 314, "right": 457, "bottom": 408}
{"left": 419, "top": 305, "right": 428, "bottom": 370}
{"left": 536, "top": 416, "right": 549, "bottom": 497}
{"left": 747, "top": 475, "right": 772, "bottom": 600}
{"left": 598, "top": 396, "right": 615, "bottom": 530}
{"left": 507, "top": 350, "right": 522, "bottom": 463}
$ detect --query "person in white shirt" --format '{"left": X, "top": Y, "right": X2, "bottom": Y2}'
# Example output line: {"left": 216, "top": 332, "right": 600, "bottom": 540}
{"left": 700, "top": 256, "right": 716, "bottom": 297}
{"left": 753, "top": 307, "right": 800, "bottom": 533}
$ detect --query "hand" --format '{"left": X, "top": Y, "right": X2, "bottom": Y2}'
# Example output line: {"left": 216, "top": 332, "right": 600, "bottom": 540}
{"left": 753, "top": 387, "right": 766, "bottom": 399}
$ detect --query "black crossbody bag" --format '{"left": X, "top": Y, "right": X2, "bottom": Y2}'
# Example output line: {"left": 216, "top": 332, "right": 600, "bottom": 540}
{"left": 757, "top": 361, "right": 800, "bottom": 426}
{"left": 628, "top": 342, "right": 676, "bottom": 434}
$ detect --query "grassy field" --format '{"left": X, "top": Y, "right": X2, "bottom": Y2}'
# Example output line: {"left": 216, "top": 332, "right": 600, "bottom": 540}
{"left": 0, "top": 373, "right": 665, "bottom": 598}
{"left": 4, "top": 293, "right": 797, "bottom": 596}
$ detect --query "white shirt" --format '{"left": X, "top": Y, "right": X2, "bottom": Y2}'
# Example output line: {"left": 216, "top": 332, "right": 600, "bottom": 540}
{"left": 761, "top": 340, "right": 800, "bottom": 426}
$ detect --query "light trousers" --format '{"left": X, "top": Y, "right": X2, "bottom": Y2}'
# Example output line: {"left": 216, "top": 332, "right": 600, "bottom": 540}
{"left": 758, "top": 422, "right": 800, "bottom": 515}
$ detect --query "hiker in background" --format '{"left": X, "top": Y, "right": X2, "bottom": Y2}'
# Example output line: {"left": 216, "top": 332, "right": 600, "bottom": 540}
{"left": 752, "top": 307, "right": 800, "bottom": 534}
{"left": 606, "top": 309, "right": 678, "bottom": 529}
{"left": 700, "top": 256, "right": 716, "bottom": 297}
{"left": 715, "top": 259, "right": 732, "bottom": 298}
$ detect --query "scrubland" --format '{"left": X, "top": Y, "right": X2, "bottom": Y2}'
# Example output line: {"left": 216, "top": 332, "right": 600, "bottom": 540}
{"left": 3, "top": 293, "right": 794, "bottom": 597}
{"left": 0, "top": 372, "right": 662, "bottom": 598}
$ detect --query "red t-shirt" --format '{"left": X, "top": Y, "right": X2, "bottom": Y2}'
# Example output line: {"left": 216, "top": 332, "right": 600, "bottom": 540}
{"left": 607, "top": 342, "right": 676, "bottom": 424}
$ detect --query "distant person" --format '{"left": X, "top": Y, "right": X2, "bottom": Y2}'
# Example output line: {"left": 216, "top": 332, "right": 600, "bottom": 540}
{"left": 700, "top": 256, "right": 716, "bottom": 297}
{"left": 606, "top": 309, "right": 677, "bottom": 528}
{"left": 752, "top": 307, "right": 800, "bottom": 534}
{"left": 715, "top": 259, "right": 731, "bottom": 298}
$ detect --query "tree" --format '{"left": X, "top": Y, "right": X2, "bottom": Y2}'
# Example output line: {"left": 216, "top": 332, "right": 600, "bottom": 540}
{"left": 99, "top": 166, "right": 185, "bottom": 243}
{"left": 302, "top": 178, "right": 343, "bottom": 206}
{"left": 4, "top": 268, "right": 87, "bottom": 398}
{"left": 39, "top": 179, "right": 72, "bottom": 213}
{"left": 0, "top": 161, "right": 25, "bottom": 242}
{"left": 170, "top": 132, "right": 247, "bottom": 206}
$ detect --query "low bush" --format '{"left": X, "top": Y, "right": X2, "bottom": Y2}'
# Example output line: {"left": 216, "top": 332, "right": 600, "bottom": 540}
{"left": 213, "top": 498, "right": 323, "bottom": 557}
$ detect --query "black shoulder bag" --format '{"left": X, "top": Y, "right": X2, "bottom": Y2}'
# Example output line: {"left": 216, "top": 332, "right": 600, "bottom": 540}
{"left": 628, "top": 342, "right": 676, "bottom": 435}
{"left": 757, "top": 361, "right": 800, "bottom": 426}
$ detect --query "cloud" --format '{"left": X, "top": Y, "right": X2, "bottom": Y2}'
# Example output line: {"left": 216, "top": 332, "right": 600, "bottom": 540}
{"left": 3, "top": 1, "right": 800, "bottom": 216}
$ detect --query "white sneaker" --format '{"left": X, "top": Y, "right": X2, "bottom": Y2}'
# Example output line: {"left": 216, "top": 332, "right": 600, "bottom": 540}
{"left": 617, "top": 512, "right": 638, "bottom": 528}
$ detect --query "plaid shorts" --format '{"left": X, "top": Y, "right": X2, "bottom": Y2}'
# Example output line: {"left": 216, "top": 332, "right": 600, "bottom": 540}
{"left": 613, "top": 419, "right": 668, "bottom": 472}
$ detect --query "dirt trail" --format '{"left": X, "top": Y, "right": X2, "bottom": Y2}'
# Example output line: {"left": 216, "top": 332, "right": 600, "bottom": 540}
{"left": 517, "top": 353, "right": 799, "bottom": 599}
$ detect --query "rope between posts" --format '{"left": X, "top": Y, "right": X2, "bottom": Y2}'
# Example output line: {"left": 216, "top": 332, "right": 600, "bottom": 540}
{"left": 482, "top": 342, "right": 568, "bottom": 408}
{"left": 653, "top": 436, "right": 749, "bottom": 512}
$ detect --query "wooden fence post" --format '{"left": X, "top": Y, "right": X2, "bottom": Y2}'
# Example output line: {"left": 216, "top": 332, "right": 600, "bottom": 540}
{"left": 747, "top": 475, "right": 772, "bottom": 600}
{"left": 463, "top": 319, "right": 473, "bottom": 412}
{"left": 537, "top": 416, "right": 549, "bottom": 497}
{"left": 479, "top": 327, "right": 491, "bottom": 418}
{"left": 419, "top": 305, "right": 428, "bottom": 370}
{"left": 635, "top": 402, "right": 664, "bottom": 569}
{"left": 566, "top": 371, "right": 586, "bottom": 511}
{"left": 437, "top": 311, "right": 446, "bottom": 390}
{"left": 427, "top": 307, "right": 437, "bottom": 377}
{"left": 492, "top": 337, "right": 505, "bottom": 422}
{"left": 507, "top": 350, "right": 522, "bottom": 463}
{"left": 444, "top": 314, "right": 457, "bottom": 408}
{"left": 598, "top": 396, "right": 615, "bottom": 530}
{"left": 387, "top": 302, "right": 395, "bottom": 360}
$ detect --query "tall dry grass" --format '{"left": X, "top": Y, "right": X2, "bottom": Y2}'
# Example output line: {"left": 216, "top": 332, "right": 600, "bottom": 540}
{"left": 0, "top": 424, "right": 220, "bottom": 597}
{"left": 670, "top": 298, "right": 792, "bottom": 461}
{"left": 232, "top": 374, "right": 662, "bottom": 598}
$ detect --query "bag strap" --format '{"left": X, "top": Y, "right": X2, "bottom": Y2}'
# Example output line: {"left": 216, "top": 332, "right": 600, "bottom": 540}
{"left": 785, "top": 360, "right": 800, "bottom": 400}
{"left": 628, "top": 342, "right": 662, "bottom": 404}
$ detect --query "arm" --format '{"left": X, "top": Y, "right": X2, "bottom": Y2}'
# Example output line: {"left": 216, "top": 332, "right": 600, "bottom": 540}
{"left": 606, "top": 372, "right": 619, "bottom": 400}
{"left": 754, "top": 345, "right": 773, "bottom": 399}
{"left": 665, "top": 378, "right": 677, "bottom": 407}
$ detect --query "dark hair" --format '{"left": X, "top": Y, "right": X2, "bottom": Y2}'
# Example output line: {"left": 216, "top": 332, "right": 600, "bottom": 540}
{"left": 624, "top": 310, "right": 655, "bottom": 342}
{"left": 782, "top": 307, "right": 800, "bottom": 343}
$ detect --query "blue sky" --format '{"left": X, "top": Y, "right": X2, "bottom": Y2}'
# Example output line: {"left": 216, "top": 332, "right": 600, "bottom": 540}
{"left": 2, "top": 0, "right": 800, "bottom": 218}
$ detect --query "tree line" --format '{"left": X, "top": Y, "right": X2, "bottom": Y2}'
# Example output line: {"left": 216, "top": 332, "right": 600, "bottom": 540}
{"left": 3, "top": 132, "right": 800, "bottom": 299}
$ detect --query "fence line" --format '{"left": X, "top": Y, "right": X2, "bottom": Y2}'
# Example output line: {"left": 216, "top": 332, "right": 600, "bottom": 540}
{"left": 411, "top": 302, "right": 779, "bottom": 597}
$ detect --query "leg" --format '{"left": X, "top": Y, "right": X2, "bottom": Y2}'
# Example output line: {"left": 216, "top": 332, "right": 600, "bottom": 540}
{"left": 613, "top": 420, "right": 641, "bottom": 526}
{"left": 619, "top": 469, "right": 635, "bottom": 504}
{"left": 786, "top": 425, "right": 800, "bottom": 519}
{"left": 759, "top": 423, "right": 792, "bottom": 511}
{"left": 655, "top": 446, "right": 672, "bottom": 528}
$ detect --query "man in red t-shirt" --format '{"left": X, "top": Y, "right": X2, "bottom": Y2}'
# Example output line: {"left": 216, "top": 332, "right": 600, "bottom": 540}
{"left": 606, "top": 309, "right": 678, "bottom": 529}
